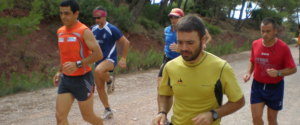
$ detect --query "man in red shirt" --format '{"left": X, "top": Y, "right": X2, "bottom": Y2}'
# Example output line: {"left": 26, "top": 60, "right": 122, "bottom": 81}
{"left": 243, "top": 18, "right": 297, "bottom": 125}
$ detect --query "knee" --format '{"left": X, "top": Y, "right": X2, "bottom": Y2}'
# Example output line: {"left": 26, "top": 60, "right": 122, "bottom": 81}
{"left": 82, "top": 113, "right": 95, "bottom": 123}
{"left": 55, "top": 111, "right": 67, "bottom": 123}
{"left": 94, "top": 68, "right": 105, "bottom": 77}
{"left": 252, "top": 115, "right": 262, "bottom": 122}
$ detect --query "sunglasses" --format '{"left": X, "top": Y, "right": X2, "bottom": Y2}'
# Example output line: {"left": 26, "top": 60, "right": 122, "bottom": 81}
{"left": 93, "top": 16, "right": 101, "bottom": 19}
{"left": 169, "top": 16, "right": 180, "bottom": 19}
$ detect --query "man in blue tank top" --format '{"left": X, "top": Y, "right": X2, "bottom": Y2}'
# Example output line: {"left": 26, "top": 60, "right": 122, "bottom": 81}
{"left": 91, "top": 6, "right": 130, "bottom": 120}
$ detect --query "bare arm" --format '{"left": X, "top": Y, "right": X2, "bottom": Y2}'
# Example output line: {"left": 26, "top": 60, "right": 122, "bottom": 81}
{"left": 158, "top": 95, "right": 173, "bottom": 112}
{"left": 215, "top": 96, "right": 245, "bottom": 118}
{"left": 243, "top": 62, "right": 254, "bottom": 82}
{"left": 205, "top": 29, "right": 211, "bottom": 44}
{"left": 118, "top": 36, "right": 130, "bottom": 59}
{"left": 280, "top": 67, "right": 297, "bottom": 76}
{"left": 82, "top": 29, "right": 103, "bottom": 66}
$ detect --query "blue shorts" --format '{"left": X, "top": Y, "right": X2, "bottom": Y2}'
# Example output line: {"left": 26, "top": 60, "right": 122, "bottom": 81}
{"left": 250, "top": 79, "right": 284, "bottom": 111}
{"left": 95, "top": 56, "right": 117, "bottom": 72}
{"left": 58, "top": 71, "right": 95, "bottom": 101}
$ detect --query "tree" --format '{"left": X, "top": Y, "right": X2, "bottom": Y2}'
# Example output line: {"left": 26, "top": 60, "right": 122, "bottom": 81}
{"left": 192, "top": 0, "right": 199, "bottom": 13}
{"left": 0, "top": 0, "right": 43, "bottom": 40}
{"left": 114, "top": 0, "right": 121, "bottom": 7}
{"left": 128, "top": 0, "right": 138, "bottom": 12}
{"left": 131, "top": 0, "right": 146, "bottom": 22}
{"left": 157, "top": 0, "right": 169, "bottom": 22}
{"left": 183, "top": 0, "right": 189, "bottom": 12}
{"left": 234, "top": 0, "right": 246, "bottom": 31}
{"left": 177, "top": 0, "right": 183, "bottom": 8}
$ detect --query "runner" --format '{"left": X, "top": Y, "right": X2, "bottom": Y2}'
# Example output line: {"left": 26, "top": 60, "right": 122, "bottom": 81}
{"left": 91, "top": 6, "right": 130, "bottom": 120}
{"left": 53, "top": 0, "right": 103, "bottom": 124}
{"left": 202, "top": 29, "right": 212, "bottom": 49}
{"left": 295, "top": 25, "right": 300, "bottom": 66}
{"left": 157, "top": 8, "right": 184, "bottom": 125}
{"left": 152, "top": 14, "right": 245, "bottom": 125}
{"left": 243, "top": 17, "right": 297, "bottom": 125}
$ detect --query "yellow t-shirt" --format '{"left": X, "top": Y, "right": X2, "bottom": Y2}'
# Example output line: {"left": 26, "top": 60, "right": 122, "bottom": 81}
{"left": 159, "top": 52, "right": 244, "bottom": 125}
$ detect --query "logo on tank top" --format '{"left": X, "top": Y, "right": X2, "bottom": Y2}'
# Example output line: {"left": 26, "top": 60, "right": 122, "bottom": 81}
{"left": 59, "top": 38, "right": 64, "bottom": 42}
{"left": 103, "top": 33, "right": 106, "bottom": 38}
{"left": 177, "top": 78, "right": 183, "bottom": 84}
{"left": 87, "top": 93, "right": 90, "bottom": 97}
{"left": 261, "top": 52, "right": 269, "bottom": 56}
{"left": 67, "top": 37, "right": 76, "bottom": 42}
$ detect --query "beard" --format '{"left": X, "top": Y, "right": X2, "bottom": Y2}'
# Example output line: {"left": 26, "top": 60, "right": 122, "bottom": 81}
{"left": 180, "top": 41, "right": 202, "bottom": 61}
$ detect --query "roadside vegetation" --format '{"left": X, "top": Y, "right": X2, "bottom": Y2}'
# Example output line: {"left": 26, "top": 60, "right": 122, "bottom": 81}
{"left": 0, "top": 0, "right": 299, "bottom": 97}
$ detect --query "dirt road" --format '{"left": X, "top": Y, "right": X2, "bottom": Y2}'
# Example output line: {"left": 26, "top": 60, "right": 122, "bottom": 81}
{"left": 1, "top": 44, "right": 300, "bottom": 125}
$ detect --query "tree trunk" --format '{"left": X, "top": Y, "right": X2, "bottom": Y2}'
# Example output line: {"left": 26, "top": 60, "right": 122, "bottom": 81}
{"left": 234, "top": 0, "right": 246, "bottom": 31}
{"left": 131, "top": 0, "right": 146, "bottom": 22}
{"left": 183, "top": 0, "right": 189, "bottom": 12}
{"left": 177, "top": 0, "right": 183, "bottom": 8}
{"left": 157, "top": 0, "right": 169, "bottom": 22}
{"left": 114, "top": 0, "right": 121, "bottom": 7}
{"left": 214, "top": 3, "right": 221, "bottom": 25}
{"left": 209, "top": 3, "right": 214, "bottom": 24}
{"left": 297, "top": 7, "right": 299, "bottom": 25}
{"left": 212, "top": 2, "right": 217, "bottom": 16}
{"left": 192, "top": 0, "right": 198, "bottom": 13}
{"left": 232, "top": 5, "right": 236, "bottom": 18}
{"left": 128, "top": 0, "right": 138, "bottom": 12}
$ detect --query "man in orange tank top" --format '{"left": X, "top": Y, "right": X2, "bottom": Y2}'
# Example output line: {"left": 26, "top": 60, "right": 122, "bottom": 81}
{"left": 52, "top": 0, "right": 104, "bottom": 124}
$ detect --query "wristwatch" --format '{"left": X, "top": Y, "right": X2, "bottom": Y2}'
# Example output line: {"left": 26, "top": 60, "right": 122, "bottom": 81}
{"left": 278, "top": 70, "right": 281, "bottom": 77}
{"left": 76, "top": 61, "right": 82, "bottom": 68}
{"left": 210, "top": 110, "right": 219, "bottom": 121}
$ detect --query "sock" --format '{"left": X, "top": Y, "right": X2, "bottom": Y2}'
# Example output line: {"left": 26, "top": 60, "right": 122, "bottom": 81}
{"left": 107, "top": 78, "right": 112, "bottom": 85}
{"left": 105, "top": 107, "right": 111, "bottom": 111}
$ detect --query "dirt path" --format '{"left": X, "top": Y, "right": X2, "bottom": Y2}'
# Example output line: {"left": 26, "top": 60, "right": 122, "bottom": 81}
{"left": 1, "top": 45, "right": 300, "bottom": 125}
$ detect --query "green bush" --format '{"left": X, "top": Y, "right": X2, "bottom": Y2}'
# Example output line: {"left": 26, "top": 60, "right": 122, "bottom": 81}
{"left": 140, "top": 17, "right": 159, "bottom": 30}
{"left": 295, "top": 30, "right": 299, "bottom": 37}
{"left": 204, "top": 21, "right": 222, "bottom": 35}
{"left": 201, "top": 10, "right": 212, "bottom": 17}
{"left": 140, "top": 2, "right": 173, "bottom": 26}
{"left": 251, "top": 9, "right": 284, "bottom": 25}
{"left": 78, "top": 0, "right": 134, "bottom": 32}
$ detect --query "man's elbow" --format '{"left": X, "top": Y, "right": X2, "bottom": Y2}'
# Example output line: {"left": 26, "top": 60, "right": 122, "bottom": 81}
{"left": 237, "top": 96, "right": 245, "bottom": 109}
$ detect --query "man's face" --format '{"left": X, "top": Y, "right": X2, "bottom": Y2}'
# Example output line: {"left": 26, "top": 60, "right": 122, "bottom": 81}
{"left": 261, "top": 23, "right": 277, "bottom": 42}
{"left": 60, "top": 6, "right": 78, "bottom": 27}
{"left": 170, "top": 16, "right": 181, "bottom": 26}
{"left": 177, "top": 31, "right": 205, "bottom": 61}
{"left": 95, "top": 16, "right": 106, "bottom": 26}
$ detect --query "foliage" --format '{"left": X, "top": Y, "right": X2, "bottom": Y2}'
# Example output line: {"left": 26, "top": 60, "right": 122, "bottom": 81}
{"left": 139, "top": 17, "right": 159, "bottom": 30}
{"left": 112, "top": 46, "right": 164, "bottom": 75}
{"left": 205, "top": 39, "right": 252, "bottom": 56}
{"left": 140, "top": 2, "right": 174, "bottom": 26}
{"left": 251, "top": 9, "right": 285, "bottom": 25}
{"left": 0, "top": 0, "right": 44, "bottom": 40}
{"left": 201, "top": 10, "right": 212, "bottom": 17}
{"left": 0, "top": 68, "right": 56, "bottom": 97}
{"left": 78, "top": 0, "right": 134, "bottom": 31}
{"left": 204, "top": 21, "right": 222, "bottom": 35}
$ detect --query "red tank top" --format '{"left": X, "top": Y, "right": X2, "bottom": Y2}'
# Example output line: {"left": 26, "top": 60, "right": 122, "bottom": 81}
{"left": 57, "top": 21, "right": 91, "bottom": 76}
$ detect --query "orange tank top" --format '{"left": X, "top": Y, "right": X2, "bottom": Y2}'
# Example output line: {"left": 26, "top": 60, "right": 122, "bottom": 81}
{"left": 57, "top": 21, "right": 91, "bottom": 76}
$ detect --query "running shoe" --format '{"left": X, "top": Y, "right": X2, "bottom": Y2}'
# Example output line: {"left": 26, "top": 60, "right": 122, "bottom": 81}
{"left": 106, "top": 76, "right": 115, "bottom": 94}
{"left": 102, "top": 110, "right": 113, "bottom": 120}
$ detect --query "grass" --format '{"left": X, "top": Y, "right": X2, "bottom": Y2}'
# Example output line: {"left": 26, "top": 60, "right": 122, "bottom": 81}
{"left": 206, "top": 39, "right": 252, "bottom": 56}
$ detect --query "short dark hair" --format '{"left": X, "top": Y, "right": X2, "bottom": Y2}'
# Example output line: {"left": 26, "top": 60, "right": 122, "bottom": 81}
{"left": 261, "top": 17, "right": 277, "bottom": 29}
{"left": 94, "top": 6, "right": 106, "bottom": 12}
{"left": 60, "top": 0, "right": 79, "bottom": 14}
{"left": 176, "top": 14, "right": 206, "bottom": 41}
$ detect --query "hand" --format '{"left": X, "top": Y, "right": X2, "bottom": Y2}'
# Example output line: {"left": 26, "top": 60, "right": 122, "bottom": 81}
{"left": 152, "top": 113, "right": 166, "bottom": 125}
{"left": 53, "top": 72, "right": 62, "bottom": 87}
{"left": 243, "top": 74, "right": 251, "bottom": 83}
{"left": 63, "top": 62, "right": 78, "bottom": 75}
{"left": 192, "top": 112, "right": 213, "bottom": 125}
{"left": 169, "top": 42, "right": 179, "bottom": 53}
{"left": 266, "top": 68, "right": 278, "bottom": 77}
{"left": 202, "top": 43, "right": 207, "bottom": 49}
{"left": 118, "top": 59, "right": 126, "bottom": 69}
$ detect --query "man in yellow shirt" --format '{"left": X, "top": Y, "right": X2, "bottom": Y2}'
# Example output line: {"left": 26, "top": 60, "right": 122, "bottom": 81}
{"left": 152, "top": 14, "right": 245, "bottom": 125}
{"left": 296, "top": 25, "right": 300, "bottom": 66}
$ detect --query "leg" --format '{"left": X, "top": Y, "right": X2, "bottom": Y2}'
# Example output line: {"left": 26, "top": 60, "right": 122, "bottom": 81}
{"left": 56, "top": 93, "right": 75, "bottom": 125}
{"left": 94, "top": 60, "right": 114, "bottom": 108}
{"left": 78, "top": 94, "right": 103, "bottom": 125}
{"left": 267, "top": 107, "right": 278, "bottom": 125}
{"left": 251, "top": 102, "right": 265, "bottom": 125}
